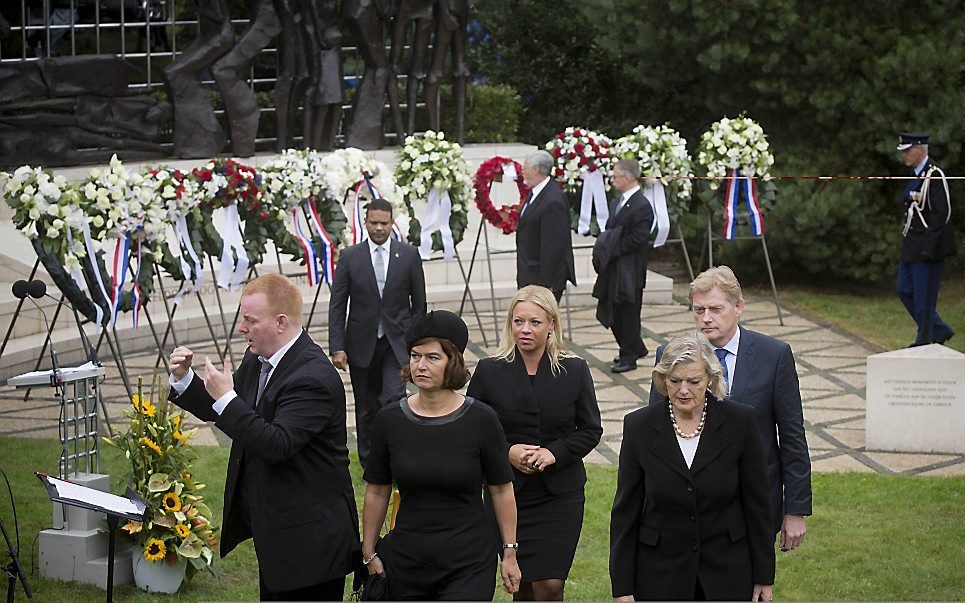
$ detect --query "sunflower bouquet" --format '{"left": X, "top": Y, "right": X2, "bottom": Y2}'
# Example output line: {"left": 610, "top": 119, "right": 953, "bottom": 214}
{"left": 103, "top": 377, "right": 220, "bottom": 582}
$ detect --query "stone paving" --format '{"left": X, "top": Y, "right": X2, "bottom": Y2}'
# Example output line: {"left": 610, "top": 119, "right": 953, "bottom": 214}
{"left": 2, "top": 293, "right": 963, "bottom": 477}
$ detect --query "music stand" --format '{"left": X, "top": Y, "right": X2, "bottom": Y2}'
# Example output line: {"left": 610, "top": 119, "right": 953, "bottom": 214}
{"left": 35, "top": 474, "right": 146, "bottom": 603}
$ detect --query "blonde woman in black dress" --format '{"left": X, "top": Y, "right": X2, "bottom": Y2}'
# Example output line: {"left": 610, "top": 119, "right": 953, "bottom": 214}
{"left": 467, "top": 285, "right": 602, "bottom": 600}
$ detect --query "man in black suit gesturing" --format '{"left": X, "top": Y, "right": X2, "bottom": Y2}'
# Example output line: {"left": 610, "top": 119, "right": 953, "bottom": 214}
{"left": 328, "top": 198, "right": 426, "bottom": 467}
{"left": 516, "top": 150, "right": 576, "bottom": 301}
{"left": 648, "top": 266, "right": 812, "bottom": 551}
{"left": 597, "top": 158, "right": 654, "bottom": 374}
{"left": 168, "top": 274, "right": 358, "bottom": 601}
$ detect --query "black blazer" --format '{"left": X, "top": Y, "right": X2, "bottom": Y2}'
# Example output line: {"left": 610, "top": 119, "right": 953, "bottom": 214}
{"left": 604, "top": 188, "right": 654, "bottom": 290}
{"left": 169, "top": 330, "right": 359, "bottom": 592}
{"left": 515, "top": 179, "right": 577, "bottom": 292}
{"left": 328, "top": 238, "right": 427, "bottom": 367}
{"left": 466, "top": 352, "right": 602, "bottom": 494}
{"left": 609, "top": 397, "right": 775, "bottom": 600}
{"left": 648, "top": 326, "right": 812, "bottom": 531}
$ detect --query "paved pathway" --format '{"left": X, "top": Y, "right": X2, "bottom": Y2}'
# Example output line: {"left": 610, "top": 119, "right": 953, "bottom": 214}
{"left": 2, "top": 293, "right": 963, "bottom": 476}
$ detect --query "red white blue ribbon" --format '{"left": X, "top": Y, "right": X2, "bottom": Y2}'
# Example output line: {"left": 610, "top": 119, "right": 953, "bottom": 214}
{"left": 130, "top": 239, "right": 142, "bottom": 329}
{"left": 306, "top": 197, "right": 336, "bottom": 284}
{"left": 109, "top": 235, "right": 131, "bottom": 328}
{"left": 292, "top": 207, "right": 320, "bottom": 286}
{"left": 723, "top": 168, "right": 765, "bottom": 240}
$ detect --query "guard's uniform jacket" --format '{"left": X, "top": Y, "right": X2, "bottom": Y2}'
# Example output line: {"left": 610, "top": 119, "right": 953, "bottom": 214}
{"left": 901, "top": 158, "right": 956, "bottom": 263}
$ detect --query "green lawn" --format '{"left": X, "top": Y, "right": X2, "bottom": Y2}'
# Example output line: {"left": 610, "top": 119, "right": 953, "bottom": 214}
{"left": 1, "top": 438, "right": 962, "bottom": 601}
{"left": 772, "top": 275, "right": 965, "bottom": 353}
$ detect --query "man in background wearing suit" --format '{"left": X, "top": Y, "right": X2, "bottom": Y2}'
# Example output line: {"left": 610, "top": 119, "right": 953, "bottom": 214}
{"left": 516, "top": 150, "right": 576, "bottom": 302}
{"left": 329, "top": 198, "right": 426, "bottom": 467}
{"left": 601, "top": 159, "right": 654, "bottom": 374}
{"left": 648, "top": 266, "right": 812, "bottom": 551}
{"left": 168, "top": 274, "right": 358, "bottom": 601}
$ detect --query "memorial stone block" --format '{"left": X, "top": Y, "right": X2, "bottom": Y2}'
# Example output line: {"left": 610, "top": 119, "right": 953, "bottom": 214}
{"left": 866, "top": 344, "right": 965, "bottom": 454}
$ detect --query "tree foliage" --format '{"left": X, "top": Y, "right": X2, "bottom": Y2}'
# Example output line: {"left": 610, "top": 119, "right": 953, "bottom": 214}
{"left": 472, "top": 0, "right": 965, "bottom": 282}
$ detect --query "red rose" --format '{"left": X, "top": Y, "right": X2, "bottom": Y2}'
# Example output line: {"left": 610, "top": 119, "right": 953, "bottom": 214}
{"left": 553, "top": 147, "right": 562, "bottom": 158}
{"left": 574, "top": 142, "right": 585, "bottom": 154}
{"left": 580, "top": 156, "right": 588, "bottom": 166}
{"left": 567, "top": 152, "right": 577, "bottom": 160}
{"left": 555, "top": 167, "right": 564, "bottom": 176}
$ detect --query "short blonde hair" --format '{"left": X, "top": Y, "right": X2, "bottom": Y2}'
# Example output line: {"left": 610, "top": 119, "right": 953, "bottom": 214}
{"left": 689, "top": 265, "right": 744, "bottom": 305}
{"left": 651, "top": 331, "right": 727, "bottom": 400}
{"left": 493, "top": 285, "right": 577, "bottom": 374}
{"left": 242, "top": 273, "right": 303, "bottom": 326}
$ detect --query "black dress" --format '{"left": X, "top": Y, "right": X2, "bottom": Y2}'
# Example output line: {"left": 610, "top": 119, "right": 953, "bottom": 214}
{"left": 363, "top": 396, "right": 514, "bottom": 601}
{"left": 467, "top": 352, "right": 603, "bottom": 582}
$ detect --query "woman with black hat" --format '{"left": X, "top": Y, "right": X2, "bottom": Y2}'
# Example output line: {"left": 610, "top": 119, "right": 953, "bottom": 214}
{"left": 360, "top": 310, "right": 522, "bottom": 600}
{"left": 467, "top": 285, "right": 602, "bottom": 601}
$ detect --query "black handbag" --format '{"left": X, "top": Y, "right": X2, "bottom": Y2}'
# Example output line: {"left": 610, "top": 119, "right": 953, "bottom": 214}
{"left": 351, "top": 535, "right": 390, "bottom": 601}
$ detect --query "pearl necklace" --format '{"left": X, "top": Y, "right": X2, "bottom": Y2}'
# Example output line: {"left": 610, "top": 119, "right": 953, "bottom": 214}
{"left": 670, "top": 402, "right": 707, "bottom": 439}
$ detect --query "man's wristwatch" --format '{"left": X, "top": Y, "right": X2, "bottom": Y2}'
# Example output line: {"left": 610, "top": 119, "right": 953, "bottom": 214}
{"left": 502, "top": 543, "right": 519, "bottom": 550}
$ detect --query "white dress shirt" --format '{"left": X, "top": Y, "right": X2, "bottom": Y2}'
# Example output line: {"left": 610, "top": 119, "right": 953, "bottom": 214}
{"left": 616, "top": 184, "right": 641, "bottom": 214}
{"left": 169, "top": 330, "right": 303, "bottom": 414}
{"left": 524, "top": 176, "right": 550, "bottom": 212}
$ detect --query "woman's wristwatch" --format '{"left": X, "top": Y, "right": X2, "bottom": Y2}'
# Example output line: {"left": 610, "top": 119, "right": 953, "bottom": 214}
{"left": 502, "top": 543, "right": 519, "bottom": 550}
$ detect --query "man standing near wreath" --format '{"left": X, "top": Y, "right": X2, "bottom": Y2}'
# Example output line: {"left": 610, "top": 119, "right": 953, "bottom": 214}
{"left": 168, "top": 274, "right": 358, "bottom": 600}
{"left": 895, "top": 132, "right": 957, "bottom": 346}
{"left": 595, "top": 158, "right": 654, "bottom": 374}
{"left": 329, "top": 198, "right": 427, "bottom": 467}
{"left": 516, "top": 150, "right": 577, "bottom": 302}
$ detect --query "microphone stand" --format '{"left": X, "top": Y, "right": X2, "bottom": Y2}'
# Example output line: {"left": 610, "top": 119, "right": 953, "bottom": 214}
{"left": 1, "top": 515, "right": 32, "bottom": 602}
{"left": 25, "top": 297, "right": 62, "bottom": 389}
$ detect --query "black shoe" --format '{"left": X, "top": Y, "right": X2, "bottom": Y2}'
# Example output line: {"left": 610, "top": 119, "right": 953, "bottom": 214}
{"left": 611, "top": 362, "right": 637, "bottom": 374}
{"left": 614, "top": 346, "right": 650, "bottom": 365}
{"left": 936, "top": 331, "right": 955, "bottom": 345}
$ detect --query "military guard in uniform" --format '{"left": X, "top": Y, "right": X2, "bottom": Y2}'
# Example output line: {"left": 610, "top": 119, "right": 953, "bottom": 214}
{"left": 896, "top": 132, "right": 957, "bottom": 346}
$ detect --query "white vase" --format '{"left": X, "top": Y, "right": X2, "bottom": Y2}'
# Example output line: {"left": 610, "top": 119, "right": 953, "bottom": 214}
{"left": 133, "top": 553, "right": 186, "bottom": 594}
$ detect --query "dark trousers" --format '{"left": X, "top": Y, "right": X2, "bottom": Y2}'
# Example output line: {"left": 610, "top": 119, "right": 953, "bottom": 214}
{"left": 897, "top": 261, "right": 954, "bottom": 344}
{"left": 259, "top": 571, "right": 345, "bottom": 601}
{"left": 612, "top": 295, "right": 647, "bottom": 365}
{"left": 350, "top": 336, "right": 406, "bottom": 467}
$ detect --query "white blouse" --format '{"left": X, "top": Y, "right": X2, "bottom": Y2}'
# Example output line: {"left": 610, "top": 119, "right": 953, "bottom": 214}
{"left": 676, "top": 434, "right": 701, "bottom": 469}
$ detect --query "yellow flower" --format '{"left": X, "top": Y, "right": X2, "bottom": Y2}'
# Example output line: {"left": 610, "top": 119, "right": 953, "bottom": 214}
{"left": 183, "top": 472, "right": 191, "bottom": 480}
{"left": 173, "top": 430, "right": 184, "bottom": 441}
{"left": 144, "top": 538, "right": 166, "bottom": 562}
{"left": 132, "top": 394, "right": 156, "bottom": 416}
{"left": 140, "top": 437, "right": 162, "bottom": 455}
{"left": 172, "top": 415, "right": 182, "bottom": 428}
{"left": 175, "top": 523, "right": 191, "bottom": 538}
{"left": 162, "top": 492, "right": 182, "bottom": 512}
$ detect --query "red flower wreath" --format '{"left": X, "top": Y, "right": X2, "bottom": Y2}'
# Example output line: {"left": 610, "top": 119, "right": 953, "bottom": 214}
{"left": 472, "top": 156, "right": 531, "bottom": 234}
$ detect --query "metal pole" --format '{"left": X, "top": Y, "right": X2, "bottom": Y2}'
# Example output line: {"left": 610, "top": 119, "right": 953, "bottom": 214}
{"left": 454, "top": 250, "right": 489, "bottom": 347}
{"left": 207, "top": 255, "right": 234, "bottom": 360}
{"left": 458, "top": 220, "right": 484, "bottom": 315}
{"left": 706, "top": 209, "right": 715, "bottom": 268}
{"left": 676, "top": 222, "right": 695, "bottom": 282}
{"left": 481, "top": 221, "right": 501, "bottom": 342}
{"left": 759, "top": 234, "right": 785, "bottom": 326}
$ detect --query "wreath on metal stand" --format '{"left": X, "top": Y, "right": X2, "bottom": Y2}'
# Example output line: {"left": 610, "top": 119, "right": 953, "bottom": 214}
{"left": 472, "top": 156, "right": 530, "bottom": 234}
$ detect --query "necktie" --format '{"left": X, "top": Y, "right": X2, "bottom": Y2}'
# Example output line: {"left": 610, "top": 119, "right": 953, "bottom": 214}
{"left": 614, "top": 195, "right": 627, "bottom": 216}
{"left": 255, "top": 358, "right": 272, "bottom": 407}
{"left": 374, "top": 246, "right": 386, "bottom": 297}
{"left": 520, "top": 190, "right": 534, "bottom": 216}
{"left": 714, "top": 348, "right": 729, "bottom": 391}
{"left": 374, "top": 246, "right": 385, "bottom": 337}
